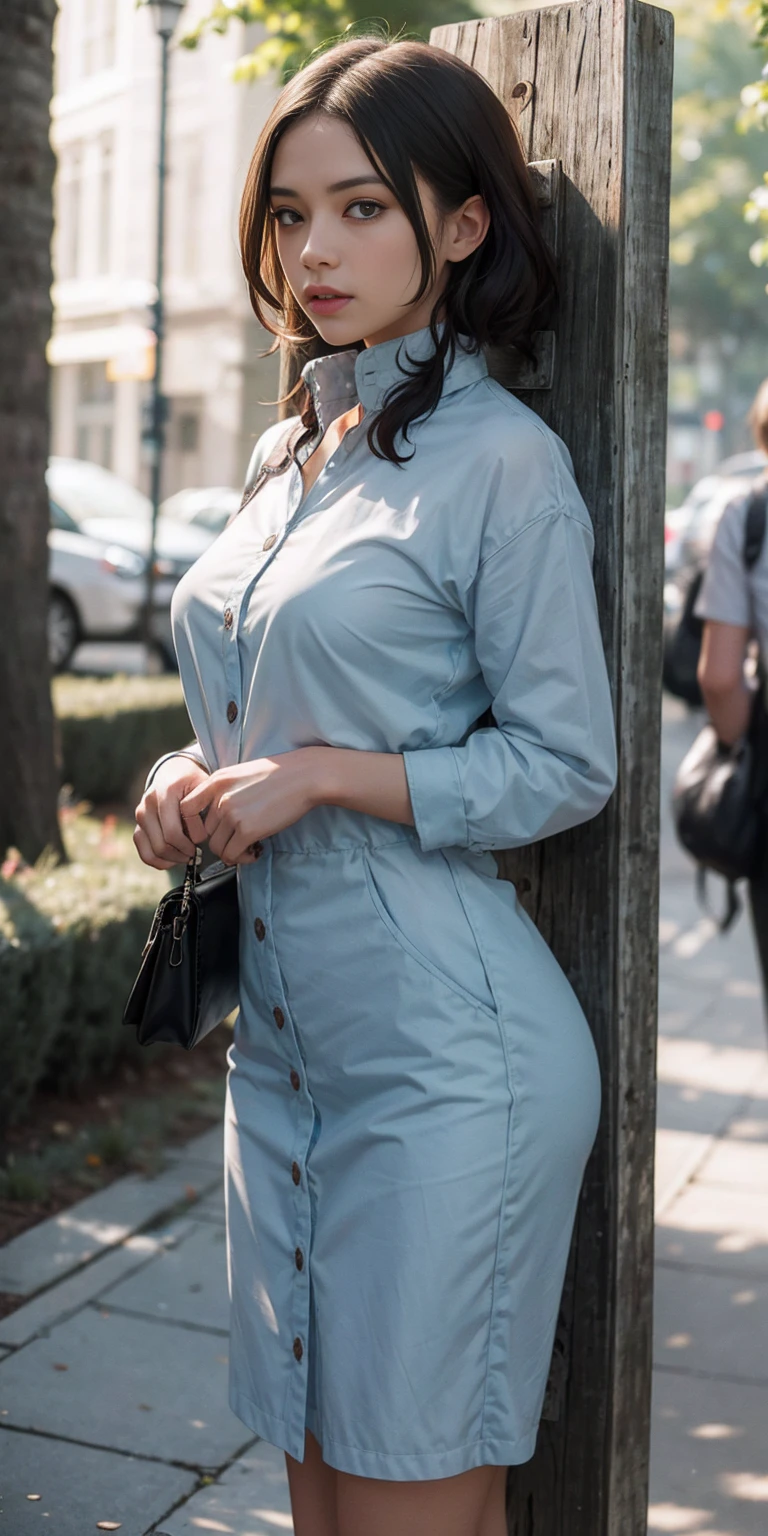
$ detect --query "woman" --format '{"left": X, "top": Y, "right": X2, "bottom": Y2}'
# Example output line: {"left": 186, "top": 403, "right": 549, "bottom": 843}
{"left": 695, "top": 379, "right": 768, "bottom": 1006}
{"left": 135, "top": 36, "right": 617, "bottom": 1536}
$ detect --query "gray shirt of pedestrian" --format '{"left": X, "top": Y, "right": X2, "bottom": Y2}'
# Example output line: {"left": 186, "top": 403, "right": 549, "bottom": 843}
{"left": 694, "top": 481, "right": 768, "bottom": 644}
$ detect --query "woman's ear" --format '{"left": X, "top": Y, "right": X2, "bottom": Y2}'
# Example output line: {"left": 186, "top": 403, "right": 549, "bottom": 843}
{"left": 446, "top": 195, "right": 490, "bottom": 264}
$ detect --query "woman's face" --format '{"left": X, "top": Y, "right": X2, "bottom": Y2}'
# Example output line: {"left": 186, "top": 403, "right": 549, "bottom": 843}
{"left": 269, "top": 113, "right": 488, "bottom": 349}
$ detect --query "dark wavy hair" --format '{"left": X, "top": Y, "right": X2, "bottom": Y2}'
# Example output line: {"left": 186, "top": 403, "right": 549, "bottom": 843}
{"left": 239, "top": 35, "right": 557, "bottom": 466}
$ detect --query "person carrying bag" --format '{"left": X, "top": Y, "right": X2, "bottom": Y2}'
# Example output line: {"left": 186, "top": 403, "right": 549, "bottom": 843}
{"left": 673, "top": 384, "right": 768, "bottom": 1018}
{"left": 673, "top": 484, "right": 768, "bottom": 930}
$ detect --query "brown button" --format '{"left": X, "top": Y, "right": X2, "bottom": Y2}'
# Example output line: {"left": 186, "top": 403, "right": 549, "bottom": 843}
{"left": 223, "top": 607, "right": 234, "bottom": 630}
{"left": 254, "top": 918, "right": 266, "bottom": 941}
{"left": 295, "top": 1247, "right": 304, "bottom": 1271}
{"left": 291, "top": 1161, "right": 301, "bottom": 1185}
{"left": 273, "top": 1005, "right": 285, "bottom": 1029}
{"left": 226, "top": 700, "right": 238, "bottom": 723}
{"left": 293, "top": 1336, "right": 303, "bottom": 1362}
{"left": 262, "top": 534, "right": 277, "bottom": 551}
{"left": 290, "top": 1068, "right": 300, "bottom": 1091}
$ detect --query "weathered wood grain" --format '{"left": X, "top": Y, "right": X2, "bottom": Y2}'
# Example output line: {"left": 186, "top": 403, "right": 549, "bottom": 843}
{"left": 431, "top": 4, "right": 672, "bottom": 1533}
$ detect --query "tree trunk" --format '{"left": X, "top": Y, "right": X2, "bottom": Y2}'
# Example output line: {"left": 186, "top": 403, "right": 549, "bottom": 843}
{"left": 0, "top": 0, "right": 65, "bottom": 864}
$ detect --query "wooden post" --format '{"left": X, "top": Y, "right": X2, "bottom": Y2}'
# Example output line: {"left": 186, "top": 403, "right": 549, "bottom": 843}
{"left": 430, "top": 4, "right": 673, "bottom": 1532}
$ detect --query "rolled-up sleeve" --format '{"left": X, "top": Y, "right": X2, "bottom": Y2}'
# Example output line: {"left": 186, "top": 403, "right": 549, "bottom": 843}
{"left": 144, "top": 741, "right": 210, "bottom": 794}
{"left": 402, "top": 505, "right": 617, "bottom": 854}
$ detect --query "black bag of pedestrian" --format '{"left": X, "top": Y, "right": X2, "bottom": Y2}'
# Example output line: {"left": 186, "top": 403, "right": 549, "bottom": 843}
{"left": 662, "top": 569, "right": 704, "bottom": 707}
{"left": 671, "top": 486, "right": 768, "bottom": 930}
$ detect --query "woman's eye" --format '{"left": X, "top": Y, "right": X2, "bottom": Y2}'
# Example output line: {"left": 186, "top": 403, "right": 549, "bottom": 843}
{"left": 347, "top": 200, "right": 383, "bottom": 221}
{"left": 271, "top": 207, "right": 301, "bottom": 227}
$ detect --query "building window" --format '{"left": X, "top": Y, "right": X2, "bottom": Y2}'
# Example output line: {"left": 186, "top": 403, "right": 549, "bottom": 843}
{"left": 76, "top": 362, "right": 115, "bottom": 470}
{"left": 83, "top": 0, "right": 118, "bottom": 77}
{"left": 56, "top": 144, "right": 83, "bottom": 281}
{"left": 169, "top": 138, "right": 203, "bottom": 279}
{"left": 97, "top": 132, "right": 114, "bottom": 274}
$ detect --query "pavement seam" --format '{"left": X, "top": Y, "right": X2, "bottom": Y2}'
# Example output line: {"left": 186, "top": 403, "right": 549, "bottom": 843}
{"left": 653, "top": 1084, "right": 760, "bottom": 1220}
{"left": 655, "top": 1256, "right": 768, "bottom": 1281}
{"left": 87, "top": 1298, "right": 229, "bottom": 1338}
{"left": 0, "top": 1167, "right": 223, "bottom": 1308}
{"left": 0, "top": 1218, "right": 202, "bottom": 1354}
{"left": 148, "top": 1436, "right": 265, "bottom": 1535}
{"left": 0, "top": 1418, "right": 247, "bottom": 1475}
{"left": 652, "top": 1360, "right": 768, "bottom": 1390}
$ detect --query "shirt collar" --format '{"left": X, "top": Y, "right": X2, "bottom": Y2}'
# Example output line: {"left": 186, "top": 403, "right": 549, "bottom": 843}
{"left": 300, "top": 322, "right": 488, "bottom": 433}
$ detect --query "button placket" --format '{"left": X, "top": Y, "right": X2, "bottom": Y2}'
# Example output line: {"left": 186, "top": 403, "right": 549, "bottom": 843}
{"left": 224, "top": 480, "right": 296, "bottom": 657}
{"left": 236, "top": 833, "right": 313, "bottom": 1422}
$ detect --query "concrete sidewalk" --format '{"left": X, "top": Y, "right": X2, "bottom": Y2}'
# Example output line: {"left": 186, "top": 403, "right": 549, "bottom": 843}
{"left": 650, "top": 697, "right": 768, "bottom": 1536}
{"left": 1, "top": 695, "right": 766, "bottom": 1533}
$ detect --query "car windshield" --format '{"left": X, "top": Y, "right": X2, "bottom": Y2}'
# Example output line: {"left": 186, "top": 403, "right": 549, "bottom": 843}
{"left": 162, "top": 488, "right": 240, "bottom": 532}
{"left": 47, "top": 458, "right": 152, "bottom": 523}
{"left": 49, "top": 499, "right": 80, "bottom": 534}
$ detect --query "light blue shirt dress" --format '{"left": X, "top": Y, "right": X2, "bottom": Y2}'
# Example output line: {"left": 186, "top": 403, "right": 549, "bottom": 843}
{"left": 148, "top": 324, "right": 617, "bottom": 1480}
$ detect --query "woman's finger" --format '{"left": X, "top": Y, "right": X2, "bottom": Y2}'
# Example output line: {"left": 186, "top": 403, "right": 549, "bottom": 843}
{"left": 221, "top": 827, "right": 263, "bottom": 865}
{"left": 133, "top": 823, "right": 178, "bottom": 871}
{"left": 206, "top": 819, "right": 230, "bottom": 861}
{"left": 179, "top": 780, "right": 219, "bottom": 846}
{"left": 179, "top": 777, "right": 219, "bottom": 816}
{"left": 157, "top": 796, "right": 198, "bottom": 859}
{"left": 138, "top": 800, "right": 192, "bottom": 864}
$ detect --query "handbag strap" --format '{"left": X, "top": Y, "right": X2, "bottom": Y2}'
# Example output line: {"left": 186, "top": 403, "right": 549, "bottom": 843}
{"left": 743, "top": 479, "right": 768, "bottom": 569}
{"left": 695, "top": 865, "right": 742, "bottom": 933}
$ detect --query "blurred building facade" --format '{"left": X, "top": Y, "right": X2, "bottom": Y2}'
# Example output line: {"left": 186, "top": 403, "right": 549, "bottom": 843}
{"left": 50, "top": 0, "right": 281, "bottom": 498}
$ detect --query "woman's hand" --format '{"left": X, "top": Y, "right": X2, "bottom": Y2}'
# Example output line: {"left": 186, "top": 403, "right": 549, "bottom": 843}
{"left": 133, "top": 757, "right": 211, "bottom": 870}
{"left": 179, "top": 749, "right": 320, "bottom": 865}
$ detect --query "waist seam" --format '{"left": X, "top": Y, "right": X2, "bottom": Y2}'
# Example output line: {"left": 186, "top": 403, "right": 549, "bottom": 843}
{"left": 266, "top": 831, "right": 419, "bottom": 856}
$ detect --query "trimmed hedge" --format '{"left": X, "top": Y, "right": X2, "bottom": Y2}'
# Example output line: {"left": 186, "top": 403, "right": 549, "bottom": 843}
{"left": 53, "top": 674, "right": 194, "bottom": 807}
{"left": 0, "top": 815, "right": 173, "bottom": 1128}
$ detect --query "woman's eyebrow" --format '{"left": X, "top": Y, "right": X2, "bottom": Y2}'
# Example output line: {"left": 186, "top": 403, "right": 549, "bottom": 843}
{"left": 269, "top": 175, "right": 386, "bottom": 196}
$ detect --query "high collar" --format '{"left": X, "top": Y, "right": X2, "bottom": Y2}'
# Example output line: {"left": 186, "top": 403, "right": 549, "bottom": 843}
{"left": 300, "top": 323, "right": 488, "bottom": 434}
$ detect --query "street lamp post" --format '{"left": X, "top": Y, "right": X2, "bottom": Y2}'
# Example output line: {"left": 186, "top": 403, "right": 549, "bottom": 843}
{"left": 141, "top": 0, "right": 187, "bottom": 667}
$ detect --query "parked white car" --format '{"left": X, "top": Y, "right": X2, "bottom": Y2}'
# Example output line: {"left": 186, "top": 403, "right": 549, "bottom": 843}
{"left": 48, "top": 499, "right": 168, "bottom": 670}
{"left": 46, "top": 458, "right": 212, "bottom": 669}
{"left": 161, "top": 486, "right": 241, "bottom": 536}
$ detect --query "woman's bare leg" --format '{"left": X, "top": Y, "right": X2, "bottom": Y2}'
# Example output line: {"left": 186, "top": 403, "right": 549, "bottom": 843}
{"left": 285, "top": 1429, "right": 338, "bottom": 1536}
{"left": 286, "top": 1428, "right": 509, "bottom": 1536}
{"left": 477, "top": 1465, "right": 509, "bottom": 1536}
{"left": 335, "top": 1461, "right": 503, "bottom": 1536}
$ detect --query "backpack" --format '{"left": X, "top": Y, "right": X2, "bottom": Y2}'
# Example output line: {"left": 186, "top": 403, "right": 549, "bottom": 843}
{"left": 663, "top": 568, "right": 704, "bottom": 707}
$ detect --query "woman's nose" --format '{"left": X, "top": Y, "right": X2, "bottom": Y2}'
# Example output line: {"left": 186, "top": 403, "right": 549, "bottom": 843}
{"left": 300, "top": 216, "right": 339, "bottom": 270}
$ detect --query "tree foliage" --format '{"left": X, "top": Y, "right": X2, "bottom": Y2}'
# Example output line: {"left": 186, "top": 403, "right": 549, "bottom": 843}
{"left": 668, "top": 0, "right": 768, "bottom": 343}
{"left": 176, "top": 0, "right": 477, "bottom": 85}
{"left": 741, "top": 3, "right": 768, "bottom": 268}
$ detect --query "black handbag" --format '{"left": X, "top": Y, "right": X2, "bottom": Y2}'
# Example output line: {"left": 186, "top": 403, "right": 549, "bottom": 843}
{"left": 123, "top": 852, "right": 240, "bottom": 1049}
{"left": 123, "top": 421, "right": 303, "bottom": 1048}
{"left": 671, "top": 486, "right": 768, "bottom": 930}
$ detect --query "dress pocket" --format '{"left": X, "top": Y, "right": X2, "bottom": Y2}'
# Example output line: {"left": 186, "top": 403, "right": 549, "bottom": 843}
{"left": 361, "top": 844, "right": 498, "bottom": 1020}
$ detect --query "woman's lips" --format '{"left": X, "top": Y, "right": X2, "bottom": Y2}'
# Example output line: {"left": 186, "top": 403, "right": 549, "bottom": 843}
{"left": 307, "top": 294, "right": 352, "bottom": 315}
